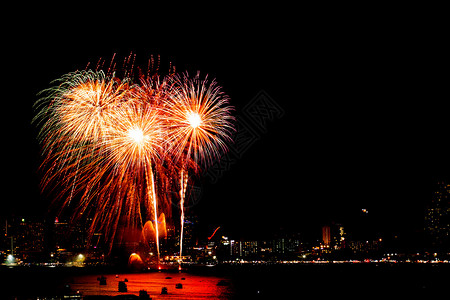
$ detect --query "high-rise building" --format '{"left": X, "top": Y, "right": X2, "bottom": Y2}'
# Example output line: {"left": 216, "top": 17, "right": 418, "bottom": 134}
{"left": 0, "top": 216, "right": 47, "bottom": 261}
{"left": 182, "top": 215, "right": 198, "bottom": 255}
{"left": 16, "top": 217, "right": 46, "bottom": 257}
{"left": 273, "top": 236, "right": 300, "bottom": 257}
{"left": 425, "top": 182, "right": 450, "bottom": 249}
{"left": 53, "top": 218, "right": 71, "bottom": 251}
{"left": 322, "top": 226, "right": 331, "bottom": 247}
{"left": 332, "top": 224, "right": 346, "bottom": 250}
{"left": 229, "top": 240, "right": 260, "bottom": 259}
{"left": 0, "top": 216, "right": 18, "bottom": 256}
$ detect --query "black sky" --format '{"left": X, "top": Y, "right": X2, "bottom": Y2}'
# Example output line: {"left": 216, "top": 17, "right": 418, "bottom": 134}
{"left": 2, "top": 6, "right": 448, "bottom": 242}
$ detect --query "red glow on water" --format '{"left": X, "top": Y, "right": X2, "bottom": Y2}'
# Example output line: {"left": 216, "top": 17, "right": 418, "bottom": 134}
{"left": 68, "top": 272, "right": 232, "bottom": 298}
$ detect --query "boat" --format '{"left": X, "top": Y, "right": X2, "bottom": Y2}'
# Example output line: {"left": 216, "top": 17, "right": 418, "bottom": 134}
{"left": 217, "top": 280, "right": 230, "bottom": 286}
{"left": 139, "top": 290, "right": 150, "bottom": 300}
{"left": 161, "top": 287, "right": 168, "bottom": 294}
{"left": 118, "top": 281, "right": 128, "bottom": 292}
{"left": 176, "top": 283, "right": 183, "bottom": 289}
{"left": 97, "top": 275, "right": 107, "bottom": 285}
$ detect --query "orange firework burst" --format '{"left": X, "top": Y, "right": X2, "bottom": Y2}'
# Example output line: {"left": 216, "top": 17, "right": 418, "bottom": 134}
{"left": 34, "top": 70, "right": 131, "bottom": 149}
{"left": 163, "top": 72, "right": 234, "bottom": 168}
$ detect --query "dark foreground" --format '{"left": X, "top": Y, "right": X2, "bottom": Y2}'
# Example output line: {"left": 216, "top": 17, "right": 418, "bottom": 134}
{"left": 0, "top": 263, "right": 449, "bottom": 299}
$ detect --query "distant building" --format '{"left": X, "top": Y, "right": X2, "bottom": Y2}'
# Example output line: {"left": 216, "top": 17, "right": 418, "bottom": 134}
{"left": 322, "top": 223, "right": 346, "bottom": 250}
{"left": 332, "top": 224, "right": 346, "bottom": 250}
{"left": 273, "top": 235, "right": 300, "bottom": 258}
{"left": 0, "top": 216, "right": 47, "bottom": 261}
{"left": 16, "top": 217, "right": 46, "bottom": 258}
{"left": 229, "top": 239, "right": 260, "bottom": 259}
{"left": 182, "top": 215, "right": 198, "bottom": 253}
{"left": 425, "top": 182, "right": 450, "bottom": 249}
{"left": 322, "top": 226, "right": 331, "bottom": 247}
{"left": 242, "top": 240, "right": 258, "bottom": 257}
{"left": 349, "top": 239, "right": 382, "bottom": 255}
{"left": 53, "top": 218, "right": 74, "bottom": 251}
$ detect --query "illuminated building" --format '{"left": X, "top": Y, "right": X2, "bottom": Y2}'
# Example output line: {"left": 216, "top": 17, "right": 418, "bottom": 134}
{"left": 215, "top": 236, "right": 231, "bottom": 260}
{"left": 322, "top": 226, "right": 331, "bottom": 247}
{"left": 181, "top": 215, "right": 198, "bottom": 255}
{"left": 53, "top": 218, "right": 71, "bottom": 251}
{"left": 242, "top": 240, "right": 258, "bottom": 257}
{"left": 321, "top": 223, "right": 346, "bottom": 251}
{"left": 0, "top": 216, "right": 18, "bottom": 256}
{"left": 349, "top": 240, "right": 381, "bottom": 254}
{"left": 16, "top": 217, "right": 46, "bottom": 258}
{"left": 229, "top": 240, "right": 259, "bottom": 258}
{"left": 425, "top": 182, "right": 450, "bottom": 249}
{"left": 0, "top": 216, "right": 46, "bottom": 261}
{"left": 332, "top": 224, "right": 346, "bottom": 250}
{"left": 273, "top": 236, "right": 300, "bottom": 258}
{"left": 230, "top": 239, "right": 241, "bottom": 257}
{"left": 53, "top": 217, "right": 100, "bottom": 253}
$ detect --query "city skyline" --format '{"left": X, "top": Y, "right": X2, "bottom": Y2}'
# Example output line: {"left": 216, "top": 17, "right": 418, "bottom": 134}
{"left": 2, "top": 184, "right": 449, "bottom": 265}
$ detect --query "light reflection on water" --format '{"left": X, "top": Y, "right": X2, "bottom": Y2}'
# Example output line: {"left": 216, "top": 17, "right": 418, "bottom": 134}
{"left": 69, "top": 272, "right": 233, "bottom": 299}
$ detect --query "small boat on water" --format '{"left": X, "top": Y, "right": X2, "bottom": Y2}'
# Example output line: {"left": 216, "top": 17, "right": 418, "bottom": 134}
{"left": 97, "top": 275, "right": 107, "bottom": 285}
{"left": 161, "top": 286, "right": 168, "bottom": 294}
{"left": 217, "top": 280, "right": 230, "bottom": 286}
{"left": 176, "top": 283, "right": 183, "bottom": 289}
{"left": 139, "top": 290, "right": 150, "bottom": 300}
{"left": 118, "top": 281, "right": 127, "bottom": 292}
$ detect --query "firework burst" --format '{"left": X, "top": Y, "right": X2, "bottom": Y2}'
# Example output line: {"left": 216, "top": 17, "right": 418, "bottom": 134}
{"left": 163, "top": 72, "right": 234, "bottom": 168}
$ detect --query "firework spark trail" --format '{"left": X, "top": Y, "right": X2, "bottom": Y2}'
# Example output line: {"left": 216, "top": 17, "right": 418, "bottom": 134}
{"left": 163, "top": 72, "right": 234, "bottom": 262}
{"left": 148, "top": 163, "right": 160, "bottom": 260}
{"left": 179, "top": 169, "right": 188, "bottom": 260}
{"left": 105, "top": 97, "right": 165, "bottom": 259}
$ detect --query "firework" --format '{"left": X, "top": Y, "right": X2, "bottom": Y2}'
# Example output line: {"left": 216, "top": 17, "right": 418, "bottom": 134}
{"left": 34, "top": 64, "right": 234, "bottom": 264}
{"left": 104, "top": 97, "right": 165, "bottom": 258}
{"left": 33, "top": 71, "right": 132, "bottom": 201}
{"left": 163, "top": 72, "right": 234, "bottom": 167}
{"left": 162, "top": 72, "right": 234, "bottom": 261}
{"left": 34, "top": 70, "right": 131, "bottom": 147}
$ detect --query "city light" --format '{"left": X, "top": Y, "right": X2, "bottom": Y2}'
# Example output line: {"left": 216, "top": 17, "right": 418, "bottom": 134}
{"left": 6, "top": 254, "right": 15, "bottom": 264}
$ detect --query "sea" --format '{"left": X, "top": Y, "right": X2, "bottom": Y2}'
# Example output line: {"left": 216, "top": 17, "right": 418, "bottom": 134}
{"left": 0, "top": 263, "right": 449, "bottom": 299}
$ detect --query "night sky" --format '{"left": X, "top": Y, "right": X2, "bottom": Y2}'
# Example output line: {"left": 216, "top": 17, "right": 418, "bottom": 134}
{"left": 2, "top": 7, "right": 448, "bottom": 244}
